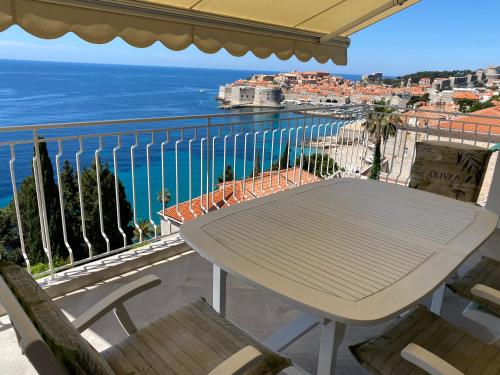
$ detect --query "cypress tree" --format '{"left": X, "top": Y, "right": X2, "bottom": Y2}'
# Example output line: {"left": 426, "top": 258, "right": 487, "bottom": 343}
{"left": 11, "top": 141, "right": 66, "bottom": 264}
{"left": 218, "top": 164, "right": 234, "bottom": 183}
{"left": 80, "top": 160, "right": 133, "bottom": 255}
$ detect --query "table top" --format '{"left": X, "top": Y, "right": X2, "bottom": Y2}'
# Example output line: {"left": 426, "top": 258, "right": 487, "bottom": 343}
{"left": 180, "top": 179, "right": 498, "bottom": 325}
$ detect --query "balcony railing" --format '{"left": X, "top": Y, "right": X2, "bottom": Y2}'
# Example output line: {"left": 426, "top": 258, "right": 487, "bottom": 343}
{"left": 0, "top": 105, "right": 498, "bottom": 278}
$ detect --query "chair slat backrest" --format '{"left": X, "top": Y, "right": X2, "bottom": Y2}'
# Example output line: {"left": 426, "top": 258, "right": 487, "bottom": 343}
{"left": 409, "top": 140, "right": 492, "bottom": 203}
{"left": 0, "top": 260, "right": 114, "bottom": 375}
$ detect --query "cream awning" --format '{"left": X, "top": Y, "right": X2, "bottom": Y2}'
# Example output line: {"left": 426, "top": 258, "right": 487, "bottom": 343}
{"left": 0, "top": 0, "right": 420, "bottom": 65}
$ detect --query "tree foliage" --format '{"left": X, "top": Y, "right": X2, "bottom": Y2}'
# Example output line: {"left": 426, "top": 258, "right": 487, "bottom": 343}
{"left": 299, "top": 153, "right": 340, "bottom": 177}
{"left": 365, "top": 100, "right": 401, "bottom": 180}
{"left": 0, "top": 142, "right": 134, "bottom": 267}
{"left": 218, "top": 164, "right": 234, "bottom": 183}
{"left": 407, "top": 93, "right": 430, "bottom": 106}
{"left": 382, "top": 70, "right": 475, "bottom": 87}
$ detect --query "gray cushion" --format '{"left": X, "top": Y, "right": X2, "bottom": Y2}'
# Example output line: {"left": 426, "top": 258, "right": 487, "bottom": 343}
{"left": 447, "top": 257, "right": 500, "bottom": 317}
{"left": 350, "top": 305, "right": 500, "bottom": 375}
{"left": 0, "top": 260, "right": 114, "bottom": 375}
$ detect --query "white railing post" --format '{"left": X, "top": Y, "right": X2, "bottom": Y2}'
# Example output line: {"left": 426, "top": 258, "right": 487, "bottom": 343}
{"left": 32, "top": 131, "right": 55, "bottom": 277}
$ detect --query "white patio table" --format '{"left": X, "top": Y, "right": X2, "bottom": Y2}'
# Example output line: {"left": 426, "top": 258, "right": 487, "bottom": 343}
{"left": 180, "top": 178, "right": 498, "bottom": 375}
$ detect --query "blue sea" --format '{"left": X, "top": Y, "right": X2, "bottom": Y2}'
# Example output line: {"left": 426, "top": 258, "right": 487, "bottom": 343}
{"left": 0, "top": 59, "right": 361, "bottom": 222}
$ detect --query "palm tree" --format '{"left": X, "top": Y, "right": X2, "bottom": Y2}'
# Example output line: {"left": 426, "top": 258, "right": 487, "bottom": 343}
{"left": 157, "top": 188, "right": 172, "bottom": 209}
{"left": 364, "top": 100, "right": 401, "bottom": 180}
{"left": 133, "top": 219, "right": 154, "bottom": 242}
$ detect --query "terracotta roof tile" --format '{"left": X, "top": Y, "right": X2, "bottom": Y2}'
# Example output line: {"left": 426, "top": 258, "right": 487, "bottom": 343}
{"left": 160, "top": 167, "right": 319, "bottom": 223}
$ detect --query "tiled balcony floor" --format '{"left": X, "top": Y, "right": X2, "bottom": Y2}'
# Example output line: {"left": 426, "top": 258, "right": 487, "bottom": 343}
{"left": 1, "top": 247, "right": 494, "bottom": 375}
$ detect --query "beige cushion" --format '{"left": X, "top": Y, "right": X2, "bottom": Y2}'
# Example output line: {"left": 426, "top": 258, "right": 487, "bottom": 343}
{"left": 409, "top": 141, "right": 492, "bottom": 203}
{"left": 350, "top": 305, "right": 500, "bottom": 375}
{"left": 0, "top": 260, "right": 114, "bottom": 375}
{"left": 447, "top": 257, "right": 500, "bottom": 317}
{"left": 102, "top": 298, "right": 291, "bottom": 375}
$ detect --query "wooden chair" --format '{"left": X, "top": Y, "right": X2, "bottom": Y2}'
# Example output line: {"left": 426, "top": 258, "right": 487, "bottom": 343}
{"left": 349, "top": 282, "right": 500, "bottom": 375}
{"left": 409, "top": 140, "right": 492, "bottom": 203}
{"left": 409, "top": 140, "right": 500, "bottom": 338}
{"left": 0, "top": 260, "right": 295, "bottom": 375}
{"left": 447, "top": 228, "right": 500, "bottom": 345}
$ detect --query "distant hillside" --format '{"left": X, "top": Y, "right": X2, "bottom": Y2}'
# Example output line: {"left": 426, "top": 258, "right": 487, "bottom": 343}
{"left": 383, "top": 70, "right": 475, "bottom": 86}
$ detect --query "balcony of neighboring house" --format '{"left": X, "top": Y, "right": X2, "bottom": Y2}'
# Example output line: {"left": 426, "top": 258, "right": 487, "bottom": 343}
{"left": 1, "top": 105, "right": 500, "bottom": 374}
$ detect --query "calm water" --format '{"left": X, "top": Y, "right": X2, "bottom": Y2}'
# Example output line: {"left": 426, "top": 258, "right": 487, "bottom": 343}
{"left": 0, "top": 59, "right": 361, "bottom": 221}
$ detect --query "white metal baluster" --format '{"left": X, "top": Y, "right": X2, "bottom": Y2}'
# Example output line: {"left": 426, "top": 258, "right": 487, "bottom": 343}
{"left": 32, "top": 157, "right": 50, "bottom": 270}
{"left": 95, "top": 136, "right": 110, "bottom": 251}
{"left": 308, "top": 124, "right": 316, "bottom": 178}
{"left": 292, "top": 119, "right": 300, "bottom": 184}
{"left": 55, "top": 141, "right": 74, "bottom": 263}
{"left": 233, "top": 132, "right": 241, "bottom": 203}
{"left": 286, "top": 126, "right": 294, "bottom": 186}
{"left": 188, "top": 130, "right": 197, "bottom": 218}
{"left": 130, "top": 133, "right": 142, "bottom": 241}
{"left": 33, "top": 133, "right": 54, "bottom": 276}
{"left": 277, "top": 128, "right": 286, "bottom": 190}
{"left": 222, "top": 134, "right": 229, "bottom": 206}
{"left": 313, "top": 124, "right": 323, "bottom": 178}
{"left": 175, "top": 129, "right": 185, "bottom": 221}
{"left": 261, "top": 129, "right": 269, "bottom": 193}
{"left": 9, "top": 145, "right": 31, "bottom": 273}
{"left": 333, "top": 120, "right": 341, "bottom": 171}
{"left": 326, "top": 120, "right": 335, "bottom": 178}
{"left": 298, "top": 125, "right": 308, "bottom": 186}
{"left": 206, "top": 120, "right": 211, "bottom": 214}
{"left": 200, "top": 136, "right": 207, "bottom": 213}
{"left": 212, "top": 129, "right": 220, "bottom": 210}
{"left": 252, "top": 131, "right": 260, "bottom": 195}
{"left": 113, "top": 136, "right": 127, "bottom": 247}
{"left": 385, "top": 125, "right": 399, "bottom": 183}
{"left": 320, "top": 123, "right": 328, "bottom": 178}
{"left": 243, "top": 131, "right": 250, "bottom": 199}
{"left": 269, "top": 129, "right": 278, "bottom": 193}
{"left": 404, "top": 120, "right": 419, "bottom": 186}
{"left": 160, "top": 130, "right": 170, "bottom": 215}
{"left": 76, "top": 137, "right": 92, "bottom": 257}
{"left": 395, "top": 129, "right": 409, "bottom": 186}
{"left": 338, "top": 122, "right": 346, "bottom": 172}
{"left": 353, "top": 119, "right": 362, "bottom": 177}
{"left": 345, "top": 123, "right": 353, "bottom": 176}
{"left": 146, "top": 132, "right": 159, "bottom": 237}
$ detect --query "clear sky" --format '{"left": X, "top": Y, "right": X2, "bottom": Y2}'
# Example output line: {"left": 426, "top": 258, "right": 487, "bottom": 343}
{"left": 0, "top": 0, "right": 498, "bottom": 76}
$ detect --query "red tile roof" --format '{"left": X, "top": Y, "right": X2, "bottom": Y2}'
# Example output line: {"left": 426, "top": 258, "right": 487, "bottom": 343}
{"left": 403, "top": 105, "right": 500, "bottom": 135}
{"left": 440, "top": 105, "right": 500, "bottom": 134}
{"left": 452, "top": 92, "right": 480, "bottom": 100}
{"left": 161, "top": 167, "right": 320, "bottom": 223}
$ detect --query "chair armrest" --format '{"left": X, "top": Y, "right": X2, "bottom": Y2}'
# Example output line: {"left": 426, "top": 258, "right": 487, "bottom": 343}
{"left": 471, "top": 284, "right": 500, "bottom": 306}
{"left": 208, "top": 346, "right": 262, "bottom": 375}
{"left": 401, "top": 344, "right": 464, "bottom": 375}
{"left": 72, "top": 274, "right": 161, "bottom": 334}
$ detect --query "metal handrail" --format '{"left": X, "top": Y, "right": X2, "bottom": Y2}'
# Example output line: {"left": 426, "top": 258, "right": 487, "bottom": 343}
{"left": 1, "top": 104, "right": 498, "bottom": 279}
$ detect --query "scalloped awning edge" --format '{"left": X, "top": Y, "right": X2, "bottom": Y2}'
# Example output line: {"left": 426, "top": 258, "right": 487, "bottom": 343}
{"left": 1, "top": 0, "right": 348, "bottom": 65}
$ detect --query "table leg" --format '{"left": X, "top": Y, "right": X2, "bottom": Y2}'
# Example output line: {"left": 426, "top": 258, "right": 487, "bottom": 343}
{"left": 431, "top": 284, "right": 445, "bottom": 315}
{"left": 213, "top": 265, "right": 227, "bottom": 317}
{"left": 317, "top": 320, "right": 346, "bottom": 375}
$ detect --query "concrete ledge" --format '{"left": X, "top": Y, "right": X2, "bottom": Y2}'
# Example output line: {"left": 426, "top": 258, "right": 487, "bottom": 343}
{"left": 0, "top": 236, "right": 192, "bottom": 316}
